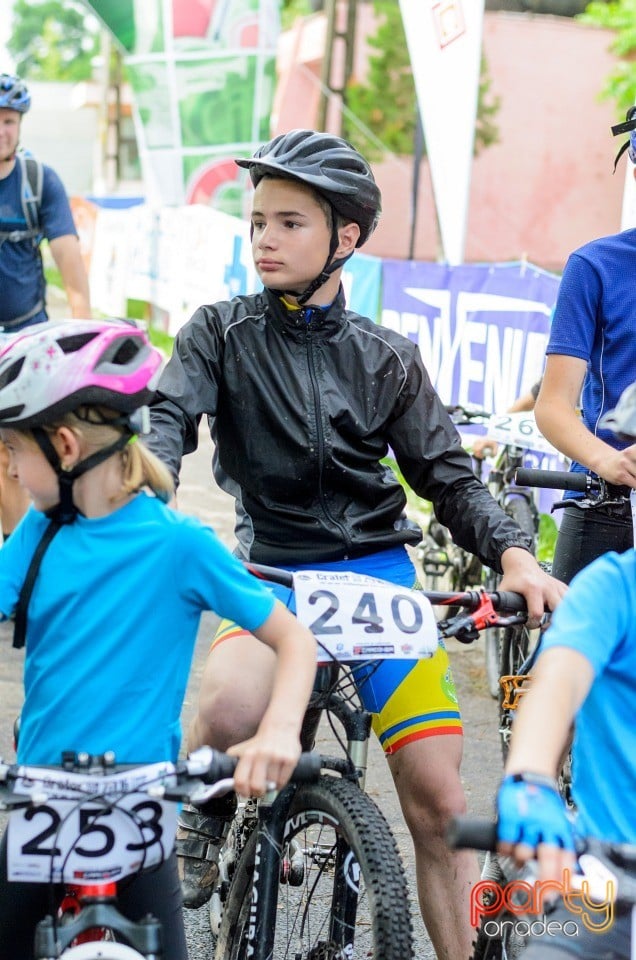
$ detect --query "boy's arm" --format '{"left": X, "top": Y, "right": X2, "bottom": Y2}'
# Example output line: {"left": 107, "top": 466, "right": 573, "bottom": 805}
{"left": 497, "top": 645, "right": 594, "bottom": 882}
{"left": 505, "top": 646, "right": 593, "bottom": 778}
{"left": 536, "top": 354, "right": 636, "bottom": 486}
{"left": 228, "top": 601, "right": 316, "bottom": 797}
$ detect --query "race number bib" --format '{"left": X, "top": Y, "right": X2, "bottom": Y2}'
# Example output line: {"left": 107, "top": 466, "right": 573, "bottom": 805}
{"left": 293, "top": 571, "right": 439, "bottom": 663}
{"left": 486, "top": 412, "right": 557, "bottom": 456}
{"left": 7, "top": 762, "right": 177, "bottom": 884}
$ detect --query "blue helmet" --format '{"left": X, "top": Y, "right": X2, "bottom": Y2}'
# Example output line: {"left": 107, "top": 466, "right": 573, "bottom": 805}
{"left": 0, "top": 74, "right": 31, "bottom": 114}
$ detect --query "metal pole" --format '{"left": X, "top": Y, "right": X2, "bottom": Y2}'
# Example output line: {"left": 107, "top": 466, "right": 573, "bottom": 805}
{"left": 408, "top": 105, "right": 424, "bottom": 260}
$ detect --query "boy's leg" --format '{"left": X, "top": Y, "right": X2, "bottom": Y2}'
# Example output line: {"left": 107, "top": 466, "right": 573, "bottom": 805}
{"left": 388, "top": 735, "right": 480, "bottom": 960}
{"left": 357, "top": 647, "right": 479, "bottom": 959}
{"left": 178, "top": 623, "right": 277, "bottom": 907}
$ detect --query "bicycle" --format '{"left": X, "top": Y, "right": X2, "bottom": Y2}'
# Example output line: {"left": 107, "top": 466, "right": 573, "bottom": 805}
{"left": 417, "top": 404, "right": 491, "bottom": 617}
{"left": 204, "top": 561, "right": 530, "bottom": 960}
{"left": 475, "top": 412, "right": 548, "bottom": 702}
{"left": 448, "top": 815, "right": 636, "bottom": 960}
{"left": 0, "top": 746, "right": 319, "bottom": 959}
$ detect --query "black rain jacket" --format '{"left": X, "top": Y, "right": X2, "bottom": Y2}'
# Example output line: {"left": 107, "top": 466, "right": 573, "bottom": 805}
{"left": 147, "top": 287, "right": 532, "bottom": 568}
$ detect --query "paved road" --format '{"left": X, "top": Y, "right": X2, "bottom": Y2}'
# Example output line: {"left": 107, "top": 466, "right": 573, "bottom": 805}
{"left": 0, "top": 424, "right": 504, "bottom": 959}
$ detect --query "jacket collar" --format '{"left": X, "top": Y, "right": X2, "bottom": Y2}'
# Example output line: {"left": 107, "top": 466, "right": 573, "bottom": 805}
{"left": 263, "top": 286, "right": 347, "bottom": 338}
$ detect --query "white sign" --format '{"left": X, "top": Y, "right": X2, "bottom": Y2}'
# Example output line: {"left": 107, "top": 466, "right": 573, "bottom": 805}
{"left": 7, "top": 763, "right": 177, "bottom": 885}
{"left": 293, "top": 571, "right": 439, "bottom": 663}
{"left": 486, "top": 412, "right": 558, "bottom": 457}
{"left": 399, "top": 0, "right": 485, "bottom": 264}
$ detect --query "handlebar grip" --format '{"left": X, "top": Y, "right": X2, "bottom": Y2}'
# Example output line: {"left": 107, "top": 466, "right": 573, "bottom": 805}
{"left": 198, "top": 750, "right": 321, "bottom": 785}
{"left": 446, "top": 816, "right": 498, "bottom": 852}
{"left": 514, "top": 468, "right": 589, "bottom": 492}
{"left": 492, "top": 591, "right": 527, "bottom": 614}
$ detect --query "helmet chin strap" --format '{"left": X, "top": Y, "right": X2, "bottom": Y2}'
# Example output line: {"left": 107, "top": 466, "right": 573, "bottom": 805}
{"left": 289, "top": 220, "right": 353, "bottom": 306}
{"left": 32, "top": 426, "right": 132, "bottom": 525}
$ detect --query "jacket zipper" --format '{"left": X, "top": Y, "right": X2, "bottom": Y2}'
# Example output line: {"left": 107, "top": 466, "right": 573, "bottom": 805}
{"left": 304, "top": 322, "right": 353, "bottom": 557}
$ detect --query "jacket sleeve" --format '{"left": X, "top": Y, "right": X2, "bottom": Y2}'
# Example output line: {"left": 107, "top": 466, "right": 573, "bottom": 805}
{"left": 147, "top": 306, "right": 222, "bottom": 485}
{"left": 388, "top": 350, "right": 533, "bottom": 574}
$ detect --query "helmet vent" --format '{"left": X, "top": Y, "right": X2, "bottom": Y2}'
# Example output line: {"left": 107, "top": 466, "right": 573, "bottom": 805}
{"left": 0, "top": 357, "right": 25, "bottom": 391}
{"left": 58, "top": 333, "right": 98, "bottom": 354}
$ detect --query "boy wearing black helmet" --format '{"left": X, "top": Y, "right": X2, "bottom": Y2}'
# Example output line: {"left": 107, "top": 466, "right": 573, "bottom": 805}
{"left": 0, "top": 73, "right": 91, "bottom": 539}
{"left": 148, "top": 129, "right": 565, "bottom": 958}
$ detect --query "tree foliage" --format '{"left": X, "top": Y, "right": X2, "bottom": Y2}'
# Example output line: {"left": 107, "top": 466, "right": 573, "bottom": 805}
{"left": 8, "top": 0, "right": 100, "bottom": 81}
{"left": 342, "top": 0, "right": 500, "bottom": 159}
{"left": 578, "top": 0, "right": 636, "bottom": 116}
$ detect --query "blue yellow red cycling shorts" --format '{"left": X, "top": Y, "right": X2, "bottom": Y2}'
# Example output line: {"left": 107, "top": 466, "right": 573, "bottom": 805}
{"left": 210, "top": 546, "right": 462, "bottom": 754}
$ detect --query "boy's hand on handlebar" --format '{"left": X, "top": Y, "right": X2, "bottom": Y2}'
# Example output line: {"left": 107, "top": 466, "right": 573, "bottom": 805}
{"left": 227, "top": 725, "right": 301, "bottom": 798}
{"left": 497, "top": 774, "right": 576, "bottom": 886}
{"left": 499, "top": 547, "right": 567, "bottom": 626}
{"left": 597, "top": 444, "right": 636, "bottom": 488}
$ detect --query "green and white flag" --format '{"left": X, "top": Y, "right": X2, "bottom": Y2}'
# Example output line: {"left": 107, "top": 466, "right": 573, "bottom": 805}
{"left": 86, "top": 0, "right": 279, "bottom": 210}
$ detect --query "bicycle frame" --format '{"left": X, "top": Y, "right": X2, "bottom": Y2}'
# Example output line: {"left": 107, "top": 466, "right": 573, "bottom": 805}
{"left": 34, "top": 881, "right": 163, "bottom": 958}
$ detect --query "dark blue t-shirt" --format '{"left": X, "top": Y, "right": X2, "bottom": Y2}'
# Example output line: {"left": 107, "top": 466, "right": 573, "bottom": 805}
{"left": 547, "top": 229, "right": 636, "bottom": 475}
{"left": 0, "top": 160, "right": 77, "bottom": 325}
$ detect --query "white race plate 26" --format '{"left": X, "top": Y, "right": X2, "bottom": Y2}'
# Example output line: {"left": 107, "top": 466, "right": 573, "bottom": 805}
{"left": 7, "top": 763, "right": 177, "bottom": 884}
{"left": 293, "top": 570, "right": 439, "bottom": 663}
{"left": 486, "top": 412, "right": 557, "bottom": 456}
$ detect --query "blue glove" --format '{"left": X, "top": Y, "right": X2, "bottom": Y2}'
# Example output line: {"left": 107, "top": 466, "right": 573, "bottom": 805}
{"left": 497, "top": 773, "right": 575, "bottom": 851}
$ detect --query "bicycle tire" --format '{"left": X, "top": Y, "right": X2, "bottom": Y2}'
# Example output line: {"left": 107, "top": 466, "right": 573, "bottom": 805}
{"left": 214, "top": 776, "right": 414, "bottom": 960}
{"left": 486, "top": 496, "right": 536, "bottom": 704}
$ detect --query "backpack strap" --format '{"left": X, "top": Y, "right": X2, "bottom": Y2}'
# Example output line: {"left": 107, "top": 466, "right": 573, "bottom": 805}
{"left": 20, "top": 153, "right": 43, "bottom": 242}
{"left": 0, "top": 153, "right": 43, "bottom": 248}
{"left": 12, "top": 521, "right": 62, "bottom": 650}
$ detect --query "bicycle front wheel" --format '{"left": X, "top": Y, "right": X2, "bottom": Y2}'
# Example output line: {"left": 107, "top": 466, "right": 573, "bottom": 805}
{"left": 215, "top": 775, "right": 414, "bottom": 960}
{"left": 58, "top": 945, "right": 147, "bottom": 960}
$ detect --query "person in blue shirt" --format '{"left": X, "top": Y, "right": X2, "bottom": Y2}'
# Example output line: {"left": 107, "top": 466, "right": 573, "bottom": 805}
{"left": 495, "top": 379, "right": 636, "bottom": 959}
{"left": 0, "top": 319, "right": 317, "bottom": 960}
{"left": 534, "top": 113, "right": 636, "bottom": 584}
{"left": 0, "top": 73, "right": 92, "bottom": 540}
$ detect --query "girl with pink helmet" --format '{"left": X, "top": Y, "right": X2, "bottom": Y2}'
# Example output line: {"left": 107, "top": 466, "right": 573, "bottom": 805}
{"left": 0, "top": 319, "right": 316, "bottom": 960}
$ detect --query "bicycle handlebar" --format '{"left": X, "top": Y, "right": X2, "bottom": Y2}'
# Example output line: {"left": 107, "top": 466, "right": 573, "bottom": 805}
{"left": 245, "top": 562, "right": 526, "bottom": 614}
{"left": 0, "top": 746, "right": 322, "bottom": 808}
{"left": 447, "top": 815, "right": 498, "bottom": 852}
{"left": 514, "top": 468, "right": 595, "bottom": 493}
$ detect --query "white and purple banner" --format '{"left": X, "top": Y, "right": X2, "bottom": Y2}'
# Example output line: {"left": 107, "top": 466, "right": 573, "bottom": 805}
{"left": 381, "top": 259, "right": 558, "bottom": 410}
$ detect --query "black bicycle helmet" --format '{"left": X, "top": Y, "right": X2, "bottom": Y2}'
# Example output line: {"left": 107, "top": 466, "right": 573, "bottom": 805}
{"left": 237, "top": 129, "right": 381, "bottom": 246}
{"left": 236, "top": 130, "right": 382, "bottom": 303}
{"left": 0, "top": 74, "right": 31, "bottom": 113}
{"left": 599, "top": 382, "right": 636, "bottom": 441}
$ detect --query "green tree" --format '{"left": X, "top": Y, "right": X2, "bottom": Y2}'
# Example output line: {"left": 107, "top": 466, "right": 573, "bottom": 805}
{"left": 8, "top": 0, "right": 101, "bottom": 82}
{"left": 578, "top": 0, "right": 636, "bottom": 115}
{"left": 342, "top": 0, "right": 500, "bottom": 159}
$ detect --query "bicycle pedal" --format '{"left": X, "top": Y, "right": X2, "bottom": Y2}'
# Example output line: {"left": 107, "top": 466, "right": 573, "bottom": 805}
{"left": 499, "top": 674, "right": 531, "bottom": 710}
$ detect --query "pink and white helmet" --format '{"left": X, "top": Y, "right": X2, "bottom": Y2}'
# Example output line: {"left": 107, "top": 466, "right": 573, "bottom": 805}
{"left": 0, "top": 319, "right": 163, "bottom": 429}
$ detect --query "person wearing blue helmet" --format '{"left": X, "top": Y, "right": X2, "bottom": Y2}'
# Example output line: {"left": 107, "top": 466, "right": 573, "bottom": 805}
{"left": 0, "top": 72, "right": 91, "bottom": 539}
{"left": 533, "top": 108, "right": 636, "bottom": 584}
